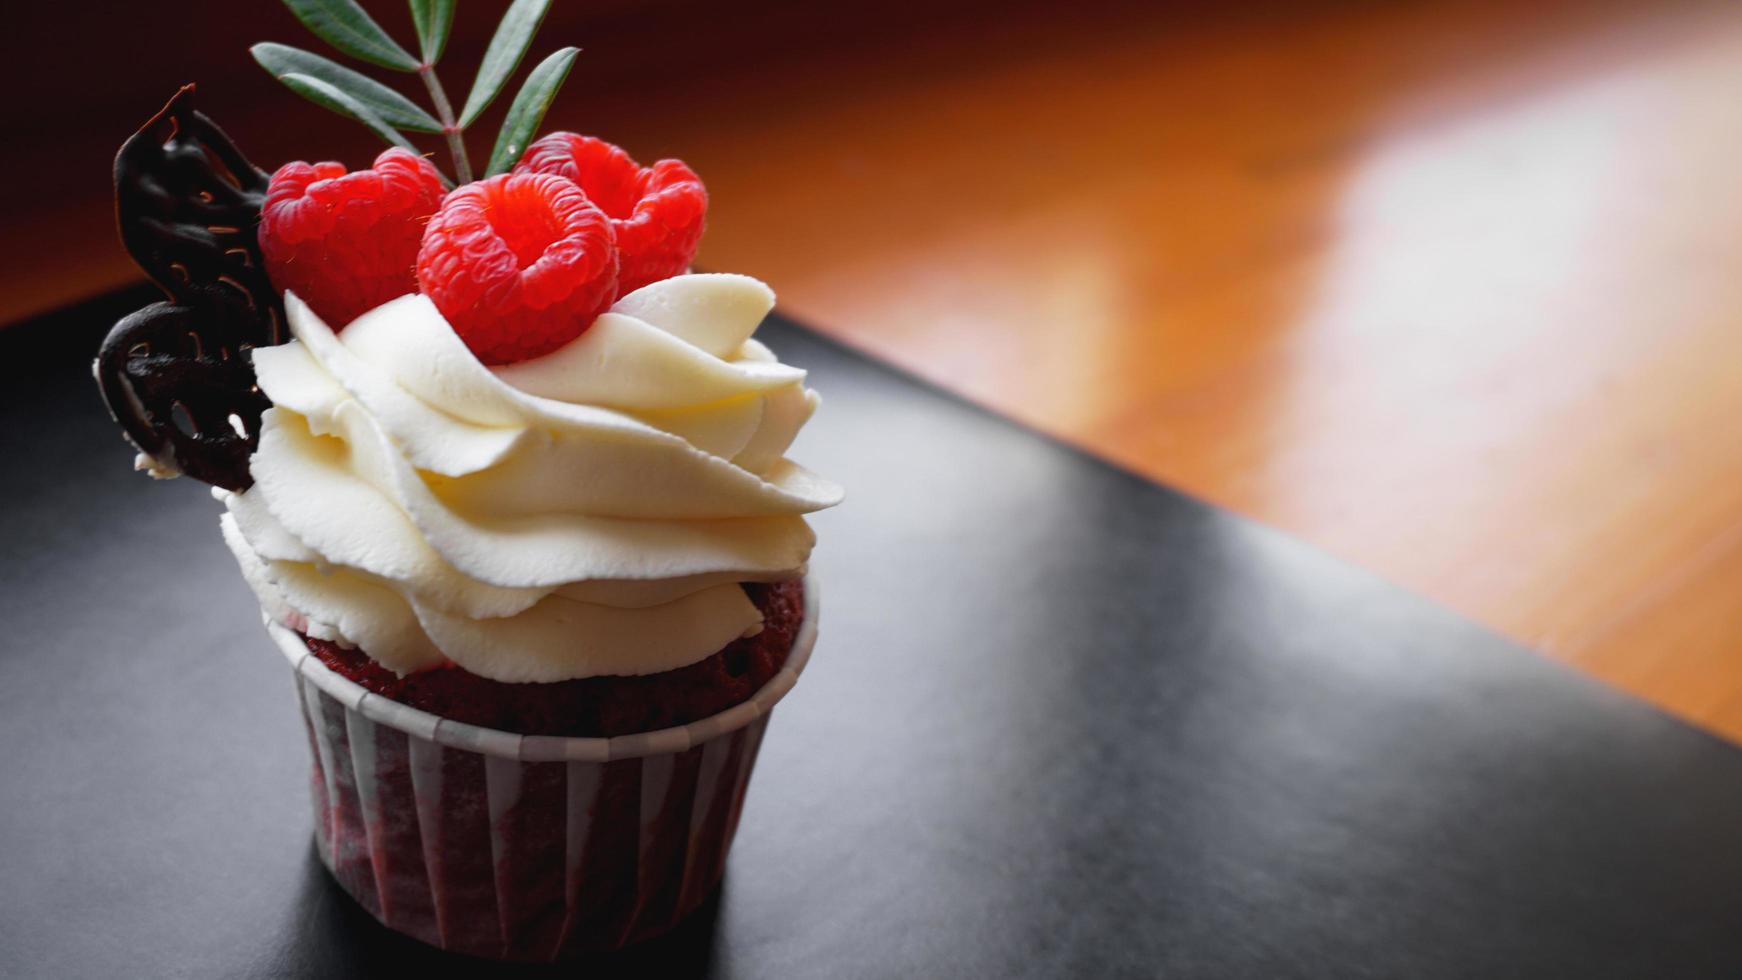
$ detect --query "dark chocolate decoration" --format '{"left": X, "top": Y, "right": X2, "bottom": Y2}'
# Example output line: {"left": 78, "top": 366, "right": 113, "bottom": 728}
{"left": 94, "top": 85, "right": 283, "bottom": 491}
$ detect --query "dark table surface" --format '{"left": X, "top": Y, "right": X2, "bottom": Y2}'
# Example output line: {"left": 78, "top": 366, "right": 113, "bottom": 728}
{"left": 4, "top": 288, "right": 1742, "bottom": 979}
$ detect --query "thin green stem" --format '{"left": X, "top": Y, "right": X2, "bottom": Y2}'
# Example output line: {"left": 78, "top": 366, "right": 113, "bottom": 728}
{"left": 418, "top": 63, "right": 473, "bottom": 184}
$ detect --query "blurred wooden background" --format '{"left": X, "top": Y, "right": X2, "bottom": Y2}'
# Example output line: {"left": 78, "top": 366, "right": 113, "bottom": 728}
{"left": 5, "top": 0, "right": 1741, "bottom": 739}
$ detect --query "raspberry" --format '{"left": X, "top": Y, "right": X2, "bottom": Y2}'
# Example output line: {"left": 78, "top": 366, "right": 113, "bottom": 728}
{"left": 415, "top": 172, "right": 618, "bottom": 364}
{"left": 259, "top": 148, "right": 445, "bottom": 328}
{"left": 513, "top": 133, "right": 707, "bottom": 296}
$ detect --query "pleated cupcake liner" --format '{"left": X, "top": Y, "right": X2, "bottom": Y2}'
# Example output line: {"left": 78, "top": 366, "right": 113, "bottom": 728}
{"left": 263, "top": 576, "right": 818, "bottom": 961}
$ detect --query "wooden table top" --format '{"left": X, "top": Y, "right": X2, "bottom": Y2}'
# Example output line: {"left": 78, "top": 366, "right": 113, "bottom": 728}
{"left": 3, "top": 0, "right": 1738, "bottom": 737}
{"left": 695, "top": 0, "right": 1742, "bottom": 741}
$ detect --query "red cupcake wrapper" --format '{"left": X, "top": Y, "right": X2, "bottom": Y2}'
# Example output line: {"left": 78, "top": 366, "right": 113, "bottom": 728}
{"left": 265, "top": 576, "right": 817, "bottom": 961}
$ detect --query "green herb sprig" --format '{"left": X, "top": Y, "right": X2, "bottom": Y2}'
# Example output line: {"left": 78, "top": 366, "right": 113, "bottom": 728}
{"left": 252, "top": 0, "right": 578, "bottom": 187}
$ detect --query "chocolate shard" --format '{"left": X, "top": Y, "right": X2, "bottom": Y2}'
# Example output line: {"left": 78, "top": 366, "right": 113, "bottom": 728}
{"left": 95, "top": 84, "right": 284, "bottom": 491}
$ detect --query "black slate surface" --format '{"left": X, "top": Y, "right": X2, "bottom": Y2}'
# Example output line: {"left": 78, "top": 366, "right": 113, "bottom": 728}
{"left": 2, "top": 287, "right": 1741, "bottom": 979}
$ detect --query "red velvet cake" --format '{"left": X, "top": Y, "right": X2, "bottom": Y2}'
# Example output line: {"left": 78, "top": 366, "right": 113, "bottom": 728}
{"left": 302, "top": 579, "right": 806, "bottom": 737}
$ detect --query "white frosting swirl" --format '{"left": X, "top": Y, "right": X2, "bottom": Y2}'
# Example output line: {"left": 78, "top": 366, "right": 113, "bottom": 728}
{"left": 219, "top": 274, "right": 842, "bottom": 682}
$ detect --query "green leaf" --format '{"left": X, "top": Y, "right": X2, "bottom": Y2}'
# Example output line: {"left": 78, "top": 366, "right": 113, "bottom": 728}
{"left": 485, "top": 46, "right": 578, "bottom": 176}
{"left": 408, "top": 0, "right": 455, "bottom": 65}
{"left": 252, "top": 43, "right": 442, "bottom": 132}
{"left": 459, "top": 0, "right": 552, "bottom": 128}
{"left": 278, "top": 73, "right": 423, "bottom": 155}
{"left": 282, "top": 0, "right": 419, "bottom": 71}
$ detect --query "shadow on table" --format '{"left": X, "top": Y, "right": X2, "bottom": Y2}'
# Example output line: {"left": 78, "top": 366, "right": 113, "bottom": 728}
{"left": 279, "top": 844, "right": 721, "bottom": 978}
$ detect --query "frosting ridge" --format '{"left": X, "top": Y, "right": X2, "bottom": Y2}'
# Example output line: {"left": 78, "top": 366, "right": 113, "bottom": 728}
{"left": 220, "top": 274, "right": 840, "bottom": 682}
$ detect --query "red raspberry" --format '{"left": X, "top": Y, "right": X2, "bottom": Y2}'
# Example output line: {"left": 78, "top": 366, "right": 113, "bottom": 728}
{"left": 415, "top": 172, "right": 618, "bottom": 364}
{"left": 513, "top": 133, "right": 707, "bottom": 296}
{"left": 258, "top": 148, "right": 444, "bottom": 328}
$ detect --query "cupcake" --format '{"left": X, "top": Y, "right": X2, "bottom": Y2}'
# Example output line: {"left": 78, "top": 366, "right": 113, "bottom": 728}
{"left": 93, "top": 5, "right": 840, "bottom": 962}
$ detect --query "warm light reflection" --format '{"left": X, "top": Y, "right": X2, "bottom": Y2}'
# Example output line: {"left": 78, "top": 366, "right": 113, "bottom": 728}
{"left": 1267, "top": 25, "right": 1742, "bottom": 668}
{"left": 686, "top": 0, "right": 1742, "bottom": 738}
